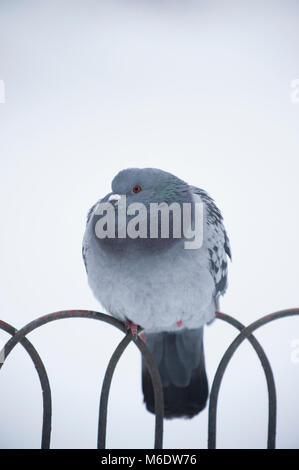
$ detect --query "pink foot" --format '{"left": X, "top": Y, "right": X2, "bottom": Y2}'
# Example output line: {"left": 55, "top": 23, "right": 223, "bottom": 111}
{"left": 125, "top": 320, "right": 138, "bottom": 337}
{"left": 176, "top": 320, "right": 183, "bottom": 327}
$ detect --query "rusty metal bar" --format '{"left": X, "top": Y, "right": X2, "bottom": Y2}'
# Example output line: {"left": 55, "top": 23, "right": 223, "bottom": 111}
{"left": 0, "top": 320, "right": 52, "bottom": 448}
{"left": 208, "top": 309, "right": 299, "bottom": 449}
{"left": 98, "top": 333, "right": 133, "bottom": 449}
{"left": 0, "top": 310, "right": 164, "bottom": 449}
{"left": 134, "top": 334, "right": 164, "bottom": 449}
{"left": 97, "top": 329, "right": 164, "bottom": 449}
{"left": 1, "top": 309, "right": 298, "bottom": 449}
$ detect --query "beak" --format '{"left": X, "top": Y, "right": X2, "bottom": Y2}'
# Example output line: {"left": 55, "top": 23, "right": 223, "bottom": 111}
{"left": 108, "top": 193, "right": 121, "bottom": 206}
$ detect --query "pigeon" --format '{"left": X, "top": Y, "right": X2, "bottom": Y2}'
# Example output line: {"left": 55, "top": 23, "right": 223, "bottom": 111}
{"left": 82, "top": 168, "right": 231, "bottom": 419}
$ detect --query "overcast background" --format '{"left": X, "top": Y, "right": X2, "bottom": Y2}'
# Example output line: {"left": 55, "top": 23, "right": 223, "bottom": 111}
{"left": 0, "top": 0, "right": 298, "bottom": 449}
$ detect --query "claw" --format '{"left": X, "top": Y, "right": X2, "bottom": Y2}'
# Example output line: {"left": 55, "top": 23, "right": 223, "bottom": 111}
{"left": 125, "top": 320, "right": 138, "bottom": 337}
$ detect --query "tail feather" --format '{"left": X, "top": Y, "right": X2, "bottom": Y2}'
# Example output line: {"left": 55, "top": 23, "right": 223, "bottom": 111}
{"left": 142, "top": 327, "right": 209, "bottom": 419}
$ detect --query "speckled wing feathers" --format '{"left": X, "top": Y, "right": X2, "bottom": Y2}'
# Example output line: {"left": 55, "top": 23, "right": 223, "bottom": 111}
{"left": 191, "top": 186, "right": 231, "bottom": 297}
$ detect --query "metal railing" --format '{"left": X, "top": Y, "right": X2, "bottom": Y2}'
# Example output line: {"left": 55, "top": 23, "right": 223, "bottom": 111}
{"left": 0, "top": 308, "right": 298, "bottom": 449}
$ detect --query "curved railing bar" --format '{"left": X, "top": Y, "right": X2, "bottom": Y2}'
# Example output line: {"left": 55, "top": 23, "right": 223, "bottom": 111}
{"left": 209, "top": 312, "right": 276, "bottom": 449}
{"left": 0, "top": 320, "right": 52, "bottom": 449}
{"left": 208, "top": 309, "right": 299, "bottom": 449}
{"left": 97, "top": 327, "right": 164, "bottom": 449}
{"left": 134, "top": 334, "right": 164, "bottom": 449}
{"left": 3, "top": 309, "right": 296, "bottom": 449}
{"left": 98, "top": 333, "right": 133, "bottom": 449}
{"left": 0, "top": 310, "right": 164, "bottom": 449}
{"left": 0, "top": 311, "right": 126, "bottom": 365}
{"left": 97, "top": 329, "right": 164, "bottom": 449}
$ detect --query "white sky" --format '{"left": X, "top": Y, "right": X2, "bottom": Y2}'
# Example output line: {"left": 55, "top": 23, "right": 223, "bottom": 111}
{"left": 0, "top": 0, "right": 298, "bottom": 449}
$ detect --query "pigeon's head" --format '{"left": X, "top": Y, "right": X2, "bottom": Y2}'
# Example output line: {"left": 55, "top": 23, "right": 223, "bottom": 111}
{"left": 90, "top": 168, "right": 195, "bottom": 254}
{"left": 111, "top": 167, "right": 192, "bottom": 207}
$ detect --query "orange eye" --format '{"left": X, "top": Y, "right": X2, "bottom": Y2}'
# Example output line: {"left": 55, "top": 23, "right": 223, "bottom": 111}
{"left": 132, "top": 185, "right": 142, "bottom": 193}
